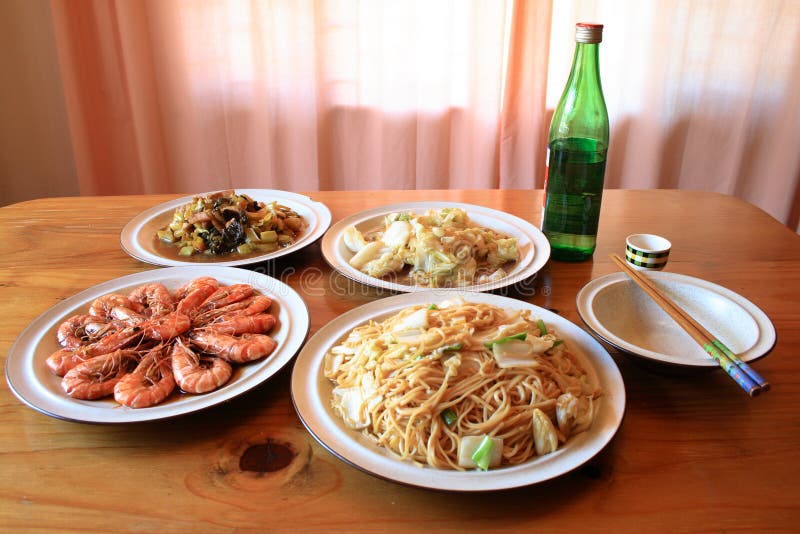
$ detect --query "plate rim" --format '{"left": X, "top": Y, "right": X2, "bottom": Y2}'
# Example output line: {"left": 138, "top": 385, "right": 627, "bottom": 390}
{"left": 576, "top": 271, "right": 777, "bottom": 368}
{"left": 290, "top": 290, "right": 626, "bottom": 491}
{"left": 120, "top": 189, "right": 332, "bottom": 267}
{"left": 320, "top": 201, "right": 550, "bottom": 293}
{"left": 5, "top": 266, "right": 310, "bottom": 424}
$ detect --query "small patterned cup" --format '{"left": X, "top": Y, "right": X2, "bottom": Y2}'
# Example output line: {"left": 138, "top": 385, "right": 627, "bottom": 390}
{"left": 625, "top": 234, "right": 671, "bottom": 271}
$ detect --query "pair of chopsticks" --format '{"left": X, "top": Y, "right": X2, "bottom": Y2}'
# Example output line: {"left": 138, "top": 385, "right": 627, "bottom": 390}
{"left": 609, "top": 253, "right": 770, "bottom": 397}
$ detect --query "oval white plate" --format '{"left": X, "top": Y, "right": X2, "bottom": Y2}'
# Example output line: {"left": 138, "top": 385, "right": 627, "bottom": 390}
{"left": 121, "top": 189, "right": 332, "bottom": 267}
{"left": 576, "top": 272, "right": 776, "bottom": 367}
{"left": 291, "top": 291, "right": 625, "bottom": 491}
{"left": 320, "top": 202, "right": 550, "bottom": 293}
{"left": 5, "top": 266, "right": 309, "bottom": 424}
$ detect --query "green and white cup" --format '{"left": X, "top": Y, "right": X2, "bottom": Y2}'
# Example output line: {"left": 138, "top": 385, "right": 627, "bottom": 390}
{"left": 625, "top": 234, "right": 671, "bottom": 271}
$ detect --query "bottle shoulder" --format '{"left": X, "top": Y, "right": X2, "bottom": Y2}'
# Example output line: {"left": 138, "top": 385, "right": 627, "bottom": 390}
{"left": 548, "top": 106, "right": 609, "bottom": 145}
{"left": 549, "top": 41, "right": 608, "bottom": 144}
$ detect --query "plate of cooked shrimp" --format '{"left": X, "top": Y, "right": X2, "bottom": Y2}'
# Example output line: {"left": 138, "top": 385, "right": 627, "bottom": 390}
{"left": 4, "top": 266, "right": 309, "bottom": 423}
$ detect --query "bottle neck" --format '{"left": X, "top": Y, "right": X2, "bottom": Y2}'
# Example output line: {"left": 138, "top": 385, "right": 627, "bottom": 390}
{"left": 548, "top": 39, "right": 608, "bottom": 146}
{"left": 567, "top": 42, "right": 601, "bottom": 91}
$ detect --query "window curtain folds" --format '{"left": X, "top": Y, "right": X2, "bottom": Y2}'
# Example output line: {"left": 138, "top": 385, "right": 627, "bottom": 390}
{"left": 45, "top": 0, "right": 800, "bottom": 229}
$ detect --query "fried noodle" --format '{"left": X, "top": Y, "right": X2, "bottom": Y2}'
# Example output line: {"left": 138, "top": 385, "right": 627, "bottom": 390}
{"left": 324, "top": 299, "right": 601, "bottom": 470}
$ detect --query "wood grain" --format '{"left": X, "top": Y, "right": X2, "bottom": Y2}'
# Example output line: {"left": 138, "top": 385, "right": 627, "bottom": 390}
{"left": 1, "top": 190, "right": 799, "bottom": 532}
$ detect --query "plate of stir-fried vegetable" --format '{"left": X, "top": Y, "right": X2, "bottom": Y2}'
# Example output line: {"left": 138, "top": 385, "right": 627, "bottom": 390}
{"left": 121, "top": 189, "right": 331, "bottom": 267}
{"left": 321, "top": 202, "right": 550, "bottom": 293}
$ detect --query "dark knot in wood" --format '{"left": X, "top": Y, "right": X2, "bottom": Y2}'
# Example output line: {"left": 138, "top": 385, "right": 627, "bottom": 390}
{"left": 239, "top": 440, "right": 296, "bottom": 473}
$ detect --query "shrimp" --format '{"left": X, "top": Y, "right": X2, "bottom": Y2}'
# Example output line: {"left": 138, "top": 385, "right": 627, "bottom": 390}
{"left": 128, "top": 283, "right": 175, "bottom": 317}
{"left": 171, "top": 339, "right": 232, "bottom": 394}
{"left": 141, "top": 312, "right": 191, "bottom": 341}
{"left": 46, "top": 326, "right": 142, "bottom": 376}
{"left": 114, "top": 346, "right": 175, "bottom": 408}
{"left": 83, "top": 325, "right": 143, "bottom": 355}
{"left": 232, "top": 295, "right": 272, "bottom": 316}
{"left": 189, "top": 331, "right": 277, "bottom": 363}
{"left": 109, "top": 306, "right": 148, "bottom": 326}
{"left": 195, "top": 284, "right": 254, "bottom": 315}
{"left": 192, "top": 295, "right": 272, "bottom": 325}
{"left": 203, "top": 313, "right": 276, "bottom": 336}
{"left": 174, "top": 277, "right": 220, "bottom": 315}
{"left": 61, "top": 349, "right": 140, "bottom": 400}
{"left": 46, "top": 347, "right": 92, "bottom": 376}
{"left": 89, "top": 293, "right": 134, "bottom": 319}
{"left": 57, "top": 314, "right": 109, "bottom": 348}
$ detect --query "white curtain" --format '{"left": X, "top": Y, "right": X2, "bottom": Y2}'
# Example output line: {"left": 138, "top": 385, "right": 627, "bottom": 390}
{"left": 554, "top": 0, "right": 800, "bottom": 227}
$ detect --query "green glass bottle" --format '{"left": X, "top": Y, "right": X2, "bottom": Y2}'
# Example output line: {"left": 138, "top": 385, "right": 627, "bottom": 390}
{"left": 542, "top": 23, "right": 609, "bottom": 261}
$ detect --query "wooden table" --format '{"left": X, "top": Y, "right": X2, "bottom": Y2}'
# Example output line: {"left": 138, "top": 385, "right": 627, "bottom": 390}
{"left": 1, "top": 190, "right": 799, "bottom": 532}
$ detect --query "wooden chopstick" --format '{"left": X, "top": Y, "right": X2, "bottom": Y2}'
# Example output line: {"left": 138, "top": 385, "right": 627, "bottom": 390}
{"left": 609, "top": 253, "right": 770, "bottom": 397}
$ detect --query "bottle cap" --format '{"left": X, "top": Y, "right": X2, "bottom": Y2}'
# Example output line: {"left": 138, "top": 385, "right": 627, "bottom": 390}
{"left": 576, "top": 23, "right": 603, "bottom": 44}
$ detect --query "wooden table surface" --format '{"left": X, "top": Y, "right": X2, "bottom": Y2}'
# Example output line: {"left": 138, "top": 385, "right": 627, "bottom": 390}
{"left": 1, "top": 189, "right": 799, "bottom": 532}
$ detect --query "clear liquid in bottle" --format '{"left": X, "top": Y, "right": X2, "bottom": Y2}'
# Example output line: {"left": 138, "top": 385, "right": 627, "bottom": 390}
{"left": 542, "top": 137, "right": 606, "bottom": 261}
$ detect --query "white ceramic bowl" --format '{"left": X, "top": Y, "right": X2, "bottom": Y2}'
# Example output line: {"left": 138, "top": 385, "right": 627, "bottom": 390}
{"left": 577, "top": 272, "right": 776, "bottom": 367}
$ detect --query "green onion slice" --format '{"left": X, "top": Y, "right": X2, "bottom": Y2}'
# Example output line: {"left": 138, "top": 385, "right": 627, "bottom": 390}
{"left": 536, "top": 319, "right": 548, "bottom": 336}
{"left": 471, "top": 435, "right": 494, "bottom": 471}
{"left": 441, "top": 408, "right": 457, "bottom": 426}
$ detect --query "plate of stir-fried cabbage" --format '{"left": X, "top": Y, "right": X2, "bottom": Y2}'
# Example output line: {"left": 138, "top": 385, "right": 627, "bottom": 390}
{"left": 321, "top": 202, "right": 550, "bottom": 292}
{"left": 121, "top": 189, "right": 331, "bottom": 267}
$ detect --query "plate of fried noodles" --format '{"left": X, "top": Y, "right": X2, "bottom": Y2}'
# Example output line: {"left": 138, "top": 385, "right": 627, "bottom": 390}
{"left": 291, "top": 291, "right": 625, "bottom": 491}
{"left": 320, "top": 202, "right": 550, "bottom": 292}
{"left": 121, "top": 189, "right": 331, "bottom": 267}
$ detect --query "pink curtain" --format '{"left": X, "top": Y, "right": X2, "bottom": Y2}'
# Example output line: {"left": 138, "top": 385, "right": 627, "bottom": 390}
{"left": 50, "top": 0, "right": 551, "bottom": 195}
{"left": 45, "top": 0, "right": 800, "bottom": 229}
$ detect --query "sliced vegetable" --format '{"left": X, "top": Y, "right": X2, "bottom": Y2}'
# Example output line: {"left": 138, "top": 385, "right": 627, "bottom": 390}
{"left": 556, "top": 393, "right": 594, "bottom": 438}
{"left": 536, "top": 319, "right": 548, "bottom": 336}
{"left": 532, "top": 408, "right": 559, "bottom": 456}
{"left": 236, "top": 243, "right": 254, "bottom": 255}
{"left": 245, "top": 227, "right": 260, "bottom": 242}
{"left": 441, "top": 408, "right": 457, "bottom": 426}
{"left": 427, "top": 304, "right": 438, "bottom": 310}
{"left": 496, "top": 238, "right": 518, "bottom": 261}
{"left": 331, "top": 374, "right": 382, "bottom": 429}
{"left": 392, "top": 308, "right": 429, "bottom": 333}
{"left": 492, "top": 339, "right": 537, "bottom": 368}
{"left": 382, "top": 220, "right": 412, "bottom": 248}
{"left": 342, "top": 226, "right": 367, "bottom": 252}
{"left": 471, "top": 435, "right": 495, "bottom": 471}
{"left": 260, "top": 230, "right": 278, "bottom": 243}
{"left": 156, "top": 229, "right": 174, "bottom": 243}
{"left": 458, "top": 435, "right": 503, "bottom": 469}
{"left": 484, "top": 332, "right": 527, "bottom": 349}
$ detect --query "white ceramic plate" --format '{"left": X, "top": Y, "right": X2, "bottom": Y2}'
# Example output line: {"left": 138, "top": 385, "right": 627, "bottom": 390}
{"left": 576, "top": 272, "right": 776, "bottom": 367}
{"left": 121, "top": 189, "right": 332, "bottom": 267}
{"left": 291, "top": 291, "right": 625, "bottom": 491}
{"left": 5, "top": 266, "right": 309, "bottom": 424}
{"left": 320, "top": 202, "right": 550, "bottom": 293}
